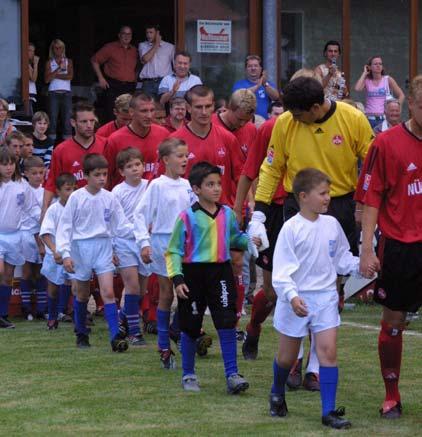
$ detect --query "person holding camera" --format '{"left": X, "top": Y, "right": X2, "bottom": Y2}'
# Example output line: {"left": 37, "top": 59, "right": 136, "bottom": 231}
{"left": 354, "top": 56, "right": 404, "bottom": 128}
{"left": 315, "top": 40, "right": 348, "bottom": 101}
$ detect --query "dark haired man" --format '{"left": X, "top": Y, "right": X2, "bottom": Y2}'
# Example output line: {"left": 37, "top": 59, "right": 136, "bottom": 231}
{"left": 159, "top": 51, "right": 202, "bottom": 106}
{"left": 314, "top": 40, "right": 348, "bottom": 101}
{"left": 232, "top": 55, "right": 280, "bottom": 120}
{"left": 138, "top": 24, "right": 175, "bottom": 99}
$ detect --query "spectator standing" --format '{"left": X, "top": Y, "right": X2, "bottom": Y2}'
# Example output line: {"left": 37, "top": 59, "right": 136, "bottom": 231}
{"left": 374, "top": 99, "right": 402, "bottom": 134}
{"left": 159, "top": 51, "right": 202, "bottom": 106}
{"left": 28, "top": 42, "right": 40, "bottom": 115}
{"left": 0, "top": 99, "right": 15, "bottom": 146}
{"left": 232, "top": 55, "right": 280, "bottom": 120}
{"left": 138, "top": 24, "right": 174, "bottom": 99}
{"left": 44, "top": 39, "right": 73, "bottom": 143}
{"left": 91, "top": 26, "right": 138, "bottom": 121}
{"left": 354, "top": 56, "right": 405, "bottom": 128}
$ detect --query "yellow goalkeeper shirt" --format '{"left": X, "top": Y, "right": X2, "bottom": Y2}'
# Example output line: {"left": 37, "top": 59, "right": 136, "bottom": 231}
{"left": 255, "top": 101, "right": 374, "bottom": 203}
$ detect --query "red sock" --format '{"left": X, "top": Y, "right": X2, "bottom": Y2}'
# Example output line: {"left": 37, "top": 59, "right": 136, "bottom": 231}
{"left": 378, "top": 320, "right": 402, "bottom": 404}
{"left": 235, "top": 274, "right": 245, "bottom": 321}
{"left": 246, "top": 289, "right": 274, "bottom": 337}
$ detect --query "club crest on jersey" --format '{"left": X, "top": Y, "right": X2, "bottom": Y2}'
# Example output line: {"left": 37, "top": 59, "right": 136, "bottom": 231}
{"left": 267, "top": 146, "right": 275, "bottom": 165}
{"left": 217, "top": 146, "right": 226, "bottom": 157}
{"left": 328, "top": 240, "right": 336, "bottom": 257}
{"left": 104, "top": 208, "right": 111, "bottom": 223}
{"left": 16, "top": 193, "right": 24, "bottom": 206}
{"left": 332, "top": 135, "right": 343, "bottom": 146}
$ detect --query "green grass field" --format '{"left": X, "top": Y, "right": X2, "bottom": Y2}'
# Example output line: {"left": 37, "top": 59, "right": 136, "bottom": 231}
{"left": 0, "top": 303, "right": 421, "bottom": 436}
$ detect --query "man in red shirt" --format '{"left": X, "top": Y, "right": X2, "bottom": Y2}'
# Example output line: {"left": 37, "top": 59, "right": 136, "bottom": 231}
{"left": 91, "top": 26, "right": 138, "bottom": 121}
{"left": 104, "top": 92, "right": 168, "bottom": 187}
{"left": 212, "top": 88, "right": 257, "bottom": 163}
{"left": 96, "top": 93, "right": 132, "bottom": 139}
{"left": 359, "top": 75, "right": 422, "bottom": 419}
{"left": 42, "top": 101, "right": 106, "bottom": 216}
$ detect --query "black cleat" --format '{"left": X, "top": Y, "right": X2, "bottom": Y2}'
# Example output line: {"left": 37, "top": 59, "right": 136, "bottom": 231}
{"left": 269, "top": 394, "right": 288, "bottom": 417}
{"left": 322, "top": 407, "right": 352, "bottom": 429}
{"left": 144, "top": 320, "right": 158, "bottom": 334}
{"left": 159, "top": 349, "right": 176, "bottom": 369}
{"left": 76, "top": 333, "right": 91, "bottom": 348}
{"left": 128, "top": 333, "right": 147, "bottom": 347}
{"left": 302, "top": 371, "right": 320, "bottom": 391}
{"left": 111, "top": 334, "right": 129, "bottom": 352}
{"left": 118, "top": 316, "right": 128, "bottom": 338}
{"left": 227, "top": 373, "right": 249, "bottom": 394}
{"left": 380, "top": 401, "right": 402, "bottom": 419}
{"left": 0, "top": 316, "right": 15, "bottom": 329}
{"left": 286, "top": 359, "right": 303, "bottom": 390}
{"left": 236, "top": 330, "right": 245, "bottom": 342}
{"left": 196, "top": 333, "right": 212, "bottom": 357}
{"left": 242, "top": 333, "right": 259, "bottom": 360}
{"left": 46, "top": 319, "right": 58, "bottom": 330}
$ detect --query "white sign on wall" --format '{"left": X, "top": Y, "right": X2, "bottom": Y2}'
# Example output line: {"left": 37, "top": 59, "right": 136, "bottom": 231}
{"left": 197, "top": 20, "right": 231, "bottom": 53}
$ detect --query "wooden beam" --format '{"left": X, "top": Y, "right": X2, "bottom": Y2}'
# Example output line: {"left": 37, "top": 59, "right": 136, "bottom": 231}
{"left": 342, "top": 0, "right": 351, "bottom": 89}
{"left": 249, "top": 0, "right": 262, "bottom": 56}
{"left": 410, "top": 0, "right": 418, "bottom": 81}
{"left": 176, "top": 0, "right": 185, "bottom": 50}
{"left": 21, "top": 0, "right": 29, "bottom": 114}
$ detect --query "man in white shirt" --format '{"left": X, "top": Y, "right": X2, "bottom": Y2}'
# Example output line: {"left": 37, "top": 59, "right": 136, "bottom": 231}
{"left": 138, "top": 24, "right": 174, "bottom": 99}
{"left": 159, "top": 51, "right": 202, "bottom": 106}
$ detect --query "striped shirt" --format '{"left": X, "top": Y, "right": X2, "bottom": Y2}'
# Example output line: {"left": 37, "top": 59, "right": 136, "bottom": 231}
{"left": 32, "top": 134, "right": 54, "bottom": 168}
{"left": 165, "top": 202, "right": 248, "bottom": 284}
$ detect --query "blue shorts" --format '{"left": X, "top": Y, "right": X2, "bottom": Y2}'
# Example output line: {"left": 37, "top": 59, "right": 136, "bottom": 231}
{"left": 71, "top": 238, "right": 114, "bottom": 281}
{"left": 41, "top": 253, "right": 69, "bottom": 285}
{"left": 114, "top": 237, "right": 151, "bottom": 277}
{"left": 150, "top": 233, "right": 171, "bottom": 277}
{"left": 0, "top": 231, "right": 25, "bottom": 266}
{"left": 21, "top": 230, "right": 42, "bottom": 264}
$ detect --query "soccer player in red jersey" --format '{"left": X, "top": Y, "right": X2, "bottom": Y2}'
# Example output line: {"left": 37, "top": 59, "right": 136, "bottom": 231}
{"left": 211, "top": 89, "right": 257, "bottom": 163}
{"left": 358, "top": 75, "right": 422, "bottom": 420}
{"left": 42, "top": 102, "right": 106, "bottom": 216}
{"left": 96, "top": 93, "right": 132, "bottom": 139}
{"left": 104, "top": 92, "right": 169, "bottom": 187}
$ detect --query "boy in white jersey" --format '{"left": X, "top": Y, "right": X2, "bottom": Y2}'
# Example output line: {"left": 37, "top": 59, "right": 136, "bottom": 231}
{"left": 56, "top": 153, "right": 133, "bottom": 351}
{"left": 40, "top": 173, "right": 76, "bottom": 330}
{"left": 134, "top": 138, "right": 195, "bottom": 369}
{"left": 112, "top": 147, "right": 149, "bottom": 346}
{"left": 269, "top": 168, "right": 374, "bottom": 429}
{"left": 20, "top": 156, "right": 47, "bottom": 320}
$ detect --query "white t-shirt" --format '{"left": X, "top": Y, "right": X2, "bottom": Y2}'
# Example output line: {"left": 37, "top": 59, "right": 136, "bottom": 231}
{"left": 39, "top": 201, "right": 65, "bottom": 255}
{"left": 56, "top": 187, "right": 134, "bottom": 258}
{"left": 133, "top": 175, "right": 196, "bottom": 248}
{"left": 272, "top": 213, "right": 359, "bottom": 302}
{"left": 158, "top": 73, "right": 202, "bottom": 98}
{"left": 112, "top": 179, "right": 149, "bottom": 223}
{"left": 138, "top": 40, "right": 174, "bottom": 79}
{"left": 21, "top": 185, "right": 44, "bottom": 232}
{"left": 0, "top": 180, "right": 38, "bottom": 233}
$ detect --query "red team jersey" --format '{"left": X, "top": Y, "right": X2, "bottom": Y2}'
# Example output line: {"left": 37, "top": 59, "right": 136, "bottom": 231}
{"left": 169, "top": 124, "right": 243, "bottom": 207}
{"left": 242, "top": 117, "right": 287, "bottom": 204}
{"left": 211, "top": 113, "right": 257, "bottom": 163}
{"left": 44, "top": 136, "right": 106, "bottom": 193}
{"left": 356, "top": 123, "right": 422, "bottom": 242}
{"left": 104, "top": 124, "right": 169, "bottom": 187}
{"left": 96, "top": 121, "right": 120, "bottom": 139}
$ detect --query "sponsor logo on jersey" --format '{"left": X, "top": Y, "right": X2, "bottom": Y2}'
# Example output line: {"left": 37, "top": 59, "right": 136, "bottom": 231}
{"left": 217, "top": 146, "right": 226, "bottom": 157}
{"left": 407, "top": 162, "right": 418, "bottom": 172}
{"left": 408, "top": 179, "right": 422, "bottom": 196}
{"left": 332, "top": 134, "right": 343, "bottom": 146}
{"left": 267, "top": 146, "right": 275, "bottom": 165}
{"left": 188, "top": 152, "right": 196, "bottom": 160}
{"left": 144, "top": 162, "right": 155, "bottom": 173}
{"left": 73, "top": 169, "right": 84, "bottom": 181}
{"left": 363, "top": 173, "right": 371, "bottom": 191}
{"left": 72, "top": 161, "right": 80, "bottom": 167}
{"left": 315, "top": 127, "right": 324, "bottom": 134}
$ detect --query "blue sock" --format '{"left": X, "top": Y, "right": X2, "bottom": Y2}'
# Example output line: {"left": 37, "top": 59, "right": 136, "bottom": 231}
{"left": 36, "top": 277, "right": 48, "bottom": 314}
{"left": 104, "top": 302, "right": 119, "bottom": 341}
{"left": 20, "top": 279, "right": 33, "bottom": 311}
{"left": 48, "top": 296, "right": 58, "bottom": 321}
{"left": 74, "top": 299, "right": 88, "bottom": 335}
{"left": 320, "top": 366, "right": 339, "bottom": 416}
{"left": 157, "top": 309, "right": 170, "bottom": 350}
{"left": 181, "top": 332, "right": 196, "bottom": 376}
{"left": 271, "top": 359, "right": 290, "bottom": 396}
{"left": 217, "top": 328, "right": 238, "bottom": 378}
{"left": 170, "top": 309, "right": 180, "bottom": 337}
{"left": 0, "top": 285, "right": 12, "bottom": 317}
{"left": 57, "top": 284, "right": 71, "bottom": 314}
{"left": 123, "top": 294, "right": 140, "bottom": 336}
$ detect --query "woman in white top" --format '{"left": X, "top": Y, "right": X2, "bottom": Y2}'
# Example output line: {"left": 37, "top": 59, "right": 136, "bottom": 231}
{"left": 0, "top": 99, "right": 15, "bottom": 146}
{"left": 28, "top": 42, "right": 39, "bottom": 115}
{"left": 44, "top": 39, "right": 73, "bottom": 142}
{"left": 354, "top": 56, "right": 404, "bottom": 129}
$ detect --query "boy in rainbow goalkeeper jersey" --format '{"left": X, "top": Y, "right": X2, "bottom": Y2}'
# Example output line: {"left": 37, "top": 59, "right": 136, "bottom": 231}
{"left": 165, "top": 161, "right": 260, "bottom": 394}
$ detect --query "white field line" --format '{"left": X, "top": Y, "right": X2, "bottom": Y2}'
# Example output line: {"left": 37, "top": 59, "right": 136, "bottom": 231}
{"left": 341, "top": 321, "right": 422, "bottom": 337}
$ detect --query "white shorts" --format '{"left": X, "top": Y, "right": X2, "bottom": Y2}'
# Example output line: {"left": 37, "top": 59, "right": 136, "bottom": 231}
{"left": 150, "top": 233, "right": 171, "bottom": 277}
{"left": 41, "top": 253, "right": 69, "bottom": 285}
{"left": 0, "top": 231, "right": 25, "bottom": 266}
{"left": 21, "top": 230, "right": 42, "bottom": 264}
{"left": 71, "top": 238, "right": 114, "bottom": 281}
{"left": 114, "top": 237, "right": 151, "bottom": 277}
{"left": 273, "top": 290, "right": 340, "bottom": 338}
